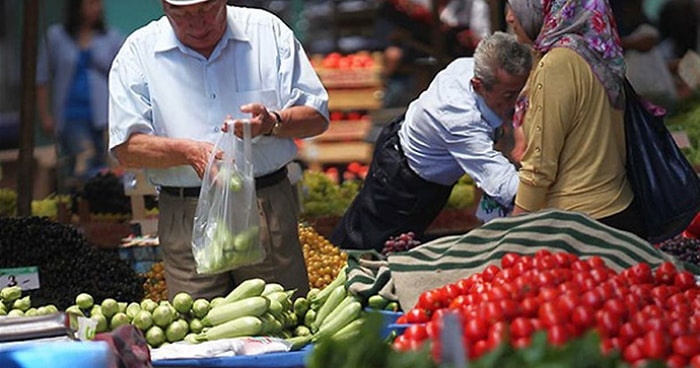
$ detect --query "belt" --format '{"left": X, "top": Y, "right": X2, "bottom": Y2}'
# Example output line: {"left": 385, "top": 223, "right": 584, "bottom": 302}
{"left": 160, "top": 166, "right": 288, "bottom": 198}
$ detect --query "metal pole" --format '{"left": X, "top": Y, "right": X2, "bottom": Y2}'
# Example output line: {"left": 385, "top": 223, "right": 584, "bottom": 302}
{"left": 17, "top": 0, "right": 40, "bottom": 216}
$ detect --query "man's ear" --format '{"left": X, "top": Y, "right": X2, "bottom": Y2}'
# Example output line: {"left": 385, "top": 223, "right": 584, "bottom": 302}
{"left": 471, "top": 77, "right": 484, "bottom": 93}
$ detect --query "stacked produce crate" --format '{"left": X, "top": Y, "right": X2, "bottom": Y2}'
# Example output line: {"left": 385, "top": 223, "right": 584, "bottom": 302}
{"left": 298, "top": 51, "right": 384, "bottom": 171}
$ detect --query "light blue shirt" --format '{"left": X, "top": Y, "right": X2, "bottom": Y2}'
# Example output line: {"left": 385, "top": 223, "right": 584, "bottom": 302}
{"left": 108, "top": 6, "right": 329, "bottom": 187}
{"left": 398, "top": 58, "right": 518, "bottom": 207}
{"left": 37, "top": 24, "right": 124, "bottom": 132}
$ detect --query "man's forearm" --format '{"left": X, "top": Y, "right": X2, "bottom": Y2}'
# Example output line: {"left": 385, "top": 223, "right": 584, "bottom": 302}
{"left": 113, "top": 134, "right": 195, "bottom": 169}
{"left": 275, "top": 106, "right": 328, "bottom": 139}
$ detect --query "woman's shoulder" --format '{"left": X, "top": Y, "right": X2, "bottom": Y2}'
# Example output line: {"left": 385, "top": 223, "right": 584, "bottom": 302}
{"left": 541, "top": 47, "right": 588, "bottom": 66}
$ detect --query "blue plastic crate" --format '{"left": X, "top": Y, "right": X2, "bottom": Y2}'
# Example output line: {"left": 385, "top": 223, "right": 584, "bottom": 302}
{"left": 151, "top": 345, "right": 312, "bottom": 368}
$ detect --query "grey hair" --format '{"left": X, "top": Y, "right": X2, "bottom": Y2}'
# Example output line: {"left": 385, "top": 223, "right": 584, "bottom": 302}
{"left": 473, "top": 31, "right": 532, "bottom": 90}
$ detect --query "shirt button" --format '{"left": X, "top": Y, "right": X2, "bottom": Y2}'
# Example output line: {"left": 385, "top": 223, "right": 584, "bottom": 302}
{"left": 537, "top": 84, "right": 543, "bottom": 90}
{"left": 536, "top": 125, "right": 542, "bottom": 132}
{"left": 210, "top": 93, "right": 216, "bottom": 99}
{"left": 537, "top": 105, "right": 542, "bottom": 111}
{"left": 535, "top": 147, "right": 541, "bottom": 153}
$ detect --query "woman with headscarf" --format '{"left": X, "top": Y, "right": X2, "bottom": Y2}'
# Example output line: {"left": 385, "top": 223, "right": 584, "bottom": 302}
{"left": 506, "top": 0, "right": 646, "bottom": 239}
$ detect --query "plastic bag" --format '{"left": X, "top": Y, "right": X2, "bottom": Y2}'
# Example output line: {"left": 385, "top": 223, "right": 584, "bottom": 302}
{"left": 623, "top": 79, "right": 700, "bottom": 242}
{"left": 192, "top": 120, "right": 264, "bottom": 274}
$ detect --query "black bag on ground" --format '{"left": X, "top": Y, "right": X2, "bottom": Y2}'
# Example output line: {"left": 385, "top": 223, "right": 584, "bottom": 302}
{"left": 624, "top": 79, "right": 700, "bottom": 242}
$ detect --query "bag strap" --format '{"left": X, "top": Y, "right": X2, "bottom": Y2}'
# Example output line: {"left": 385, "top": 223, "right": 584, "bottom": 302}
{"left": 242, "top": 120, "right": 253, "bottom": 177}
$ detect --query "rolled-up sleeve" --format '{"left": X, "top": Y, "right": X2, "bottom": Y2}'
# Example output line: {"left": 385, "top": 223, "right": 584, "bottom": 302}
{"left": 515, "top": 54, "right": 575, "bottom": 211}
{"left": 108, "top": 42, "right": 154, "bottom": 153}
{"left": 275, "top": 26, "right": 329, "bottom": 122}
{"left": 449, "top": 127, "right": 519, "bottom": 208}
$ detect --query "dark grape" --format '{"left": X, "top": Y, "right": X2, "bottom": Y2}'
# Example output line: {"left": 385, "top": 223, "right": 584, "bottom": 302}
{"left": 381, "top": 231, "right": 421, "bottom": 256}
{"left": 657, "top": 234, "right": 700, "bottom": 267}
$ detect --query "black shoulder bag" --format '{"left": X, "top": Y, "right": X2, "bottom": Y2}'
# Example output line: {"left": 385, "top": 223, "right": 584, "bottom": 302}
{"left": 624, "top": 79, "right": 700, "bottom": 243}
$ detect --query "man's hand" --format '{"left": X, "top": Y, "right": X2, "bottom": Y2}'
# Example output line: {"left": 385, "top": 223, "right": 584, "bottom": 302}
{"left": 187, "top": 140, "right": 219, "bottom": 179}
{"left": 224, "top": 103, "right": 277, "bottom": 138}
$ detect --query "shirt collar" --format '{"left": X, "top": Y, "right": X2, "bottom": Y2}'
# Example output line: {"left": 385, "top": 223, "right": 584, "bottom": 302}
{"left": 472, "top": 84, "right": 503, "bottom": 129}
{"left": 154, "top": 8, "right": 250, "bottom": 55}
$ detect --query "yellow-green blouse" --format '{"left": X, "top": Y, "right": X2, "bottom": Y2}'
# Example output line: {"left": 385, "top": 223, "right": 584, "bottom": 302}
{"left": 515, "top": 47, "right": 633, "bottom": 219}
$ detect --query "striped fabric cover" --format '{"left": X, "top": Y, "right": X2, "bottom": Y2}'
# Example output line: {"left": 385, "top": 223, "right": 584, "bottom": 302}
{"left": 347, "top": 209, "right": 676, "bottom": 311}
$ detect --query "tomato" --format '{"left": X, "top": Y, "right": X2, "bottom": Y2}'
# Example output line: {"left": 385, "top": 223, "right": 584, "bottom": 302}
{"left": 417, "top": 290, "right": 445, "bottom": 311}
{"left": 392, "top": 334, "right": 414, "bottom": 351}
{"left": 482, "top": 301, "right": 504, "bottom": 325}
{"left": 570, "top": 305, "right": 595, "bottom": 331}
{"left": 690, "top": 355, "right": 700, "bottom": 368}
{"left": 404, "top": 323, "right": 428, "bottom": 342}
{"left": 499, "top": 299, "right": 520, "bottom": 320}
{"left": 596, "top": 309, "right": 622, "bottom": 337}
{"left": 571, "top": 260, "right": 592, "bottom": 273}
{"left": 535, "top": 249, "right": 552, "bottom": 259}
{"left": 669, "top": 320, "right": 691, "bottom": 337}
{"left": 463, "top": 317, "right": 488, "bottom": 341}
{"left": 623, "top": 342, "right": 645, "bottom": 364}
{"left": 449, "top": 294, "right": 468, "bottom": 309}
{"left": 520, "top": 296, "right": 539, "bottom": 318}
{"left": 396, "top": 314, "right": 408, "bottom": 324}
{"left": 651, "top": 285, "right": 671, "bottom": 303}
{"left": 426, "top": 320, "right": 440, "bottom": 338}
{"left": 628, "top": 262, "right": 654, "bottom": 284}
{"left": 673, "top": 336, "right": 700, "bottom": 358}
{"left": 534, "top": 254, "right": 556, "bottom": 271}
{"left": 674, "top": 271, "right": 697, "bottom": 291}
{"left": 645, "top": 317, "right": 668, "bottom": 332}
{"left": 405, "top": 308, "right": 430, "bottom": 324}
{"left": 537, "top": 286, "right": 559, "bottom": 302}
{"left": 642, "top": 304, "right": 665, "bottom": 319}
{"left": 589, "top": 268, "right": 608, "bottom": 284}
{"left": 618, "top": 322, "right": 642, "bottom": 345}
{"left": 644, "top": 330, "right": 670, "bottom": 360}
{"left": 501, "top": 253, "right": 520, "bottom": 269}
{"left": 666, "top": 354, "right": 689, "bottom": 368}
{"left": 512, "top": 336, "right": 531, "bottom": 349}
{"left": 455, "top": 277, "right": 474, "bottom": 295}
{"left": 486, "top": 285, "right": 510, "bottom": 302}
{"left": 536, "top": 271, "right": 556, "bottom": 287}
{"left": 496, "top": 268, "right": 519, "bottom": 283}
{"left": 586, "top": 256, "right": 606, "bottom": 269}
{"left": 539, "top": 301, "right": 567, "bottom": 327}
{"left": 487, "top": 321, "right": 507, "bottom": 347}
{"left": 581, "top": 290, "right": 604, "bottom": 309}
{"left": 553, "top": 252, "right": 572, "bottom": 268}
{"left": 516, "top": 255, "right": 534, "bottom": 270}
{"left": 443, "top": 283, "right": 463, "bottom": 301}
{"left": 546, "top": 324, "right": 569, "bottom": 346}
{"left": 603, "top": 298, "right": 628, "bottom": 320}
{"left": 482, "top": 264, "right": 501, "bottom": 282}
{"left": 557, "top": 292, "right": 579, "bottom": 316}
{"left": 510, "top": 317, "right": 534, "bottom": 339}
{"left": 470, "top": 339, "right": 490, "bottom": 359}
{"left": 655, "top": 261, "right": 678, "bottom": 285}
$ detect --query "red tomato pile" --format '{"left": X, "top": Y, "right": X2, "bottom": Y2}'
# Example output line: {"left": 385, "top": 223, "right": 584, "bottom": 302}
{"left": 393, "top": 250, "right": 700, "bottom": 367}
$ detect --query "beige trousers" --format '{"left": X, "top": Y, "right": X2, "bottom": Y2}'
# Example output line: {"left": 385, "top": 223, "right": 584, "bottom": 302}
{"left": 158, "top": 178, "right": 309, "bottom": 301}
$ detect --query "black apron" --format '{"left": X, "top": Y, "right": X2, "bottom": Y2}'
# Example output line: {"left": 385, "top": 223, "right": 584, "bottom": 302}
{"left": 330, "top": 116, "right": 454, "bottom": 251}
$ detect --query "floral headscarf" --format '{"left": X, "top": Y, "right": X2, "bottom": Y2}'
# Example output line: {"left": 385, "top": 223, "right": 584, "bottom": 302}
{"left": 508, "top": 0, "right": 626, "bottom": 110}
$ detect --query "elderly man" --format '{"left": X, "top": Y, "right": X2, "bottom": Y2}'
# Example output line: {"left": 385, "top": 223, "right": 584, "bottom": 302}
{"left": 108, "top": 0, "right": 329, "bottom": 300}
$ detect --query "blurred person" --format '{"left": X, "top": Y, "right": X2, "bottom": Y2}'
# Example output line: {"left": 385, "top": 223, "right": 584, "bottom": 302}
{"left": 108, "top": 0, "right": 329, "bottom": 300}
{"left": 507, "top": 0, "right": 646, "bottom": 239}
{"left": 378, "top": 0, "right": 493, "bottom": 107}
{"left": 37, "top": 0, "right": 124, "bottom": 194}
{"left": 613, "top": 0, "right": 677, "bottom": 108}
{"left": 330, "top": 32, "right": 532, "bottom": 251}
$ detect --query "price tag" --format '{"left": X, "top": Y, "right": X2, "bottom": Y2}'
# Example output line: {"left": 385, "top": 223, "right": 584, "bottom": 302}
{"left": 0, "top": 267, "right": 41, "bottom": 290}
{"left": 77, "top": 316, "right": 98, "bottom": 341}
